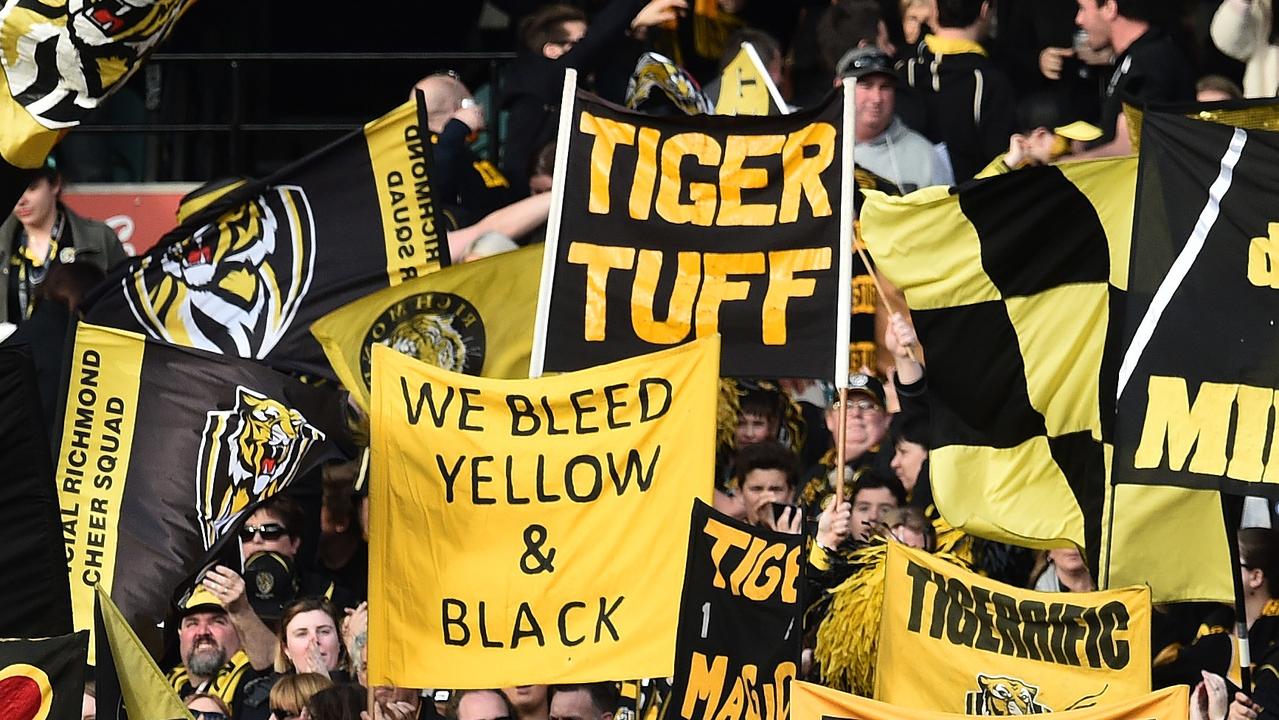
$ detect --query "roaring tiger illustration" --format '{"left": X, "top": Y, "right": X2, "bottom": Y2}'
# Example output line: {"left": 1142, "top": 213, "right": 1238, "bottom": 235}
{"left": 967, "top": 675, "right": 1049, "bottom": 716}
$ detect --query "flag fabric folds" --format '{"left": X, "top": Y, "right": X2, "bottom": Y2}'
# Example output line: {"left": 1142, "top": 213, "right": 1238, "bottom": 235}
{"left": 669, "top": 500, "right": 802, "bottom": 720}
{"left": 313, "top": 244, "right": 541, "bottom": 411}
{"left": 95, "top": 585, "right": 193, "bottom": 720}
{"left": 0, "top": 0, "right": 195, "bottom": 202}
{"left": 80, "top": 98, "right": 451, "bottom": 379}
{"left": 54, "top": 323, "right": 347, "bottom": 646}
{"left": 860, "top": 158, "right": 1136, "bottom": 555}
{"left": 793, "top": 680, "right": 1188, "bottom": 720}
{"left": 0, "top": 632, "right": 88, "bottom": 720}
{"left": 875, "top": 544, "right": 1151, "bottom": 713}
{"left": 0, "top": 346, "right": 73, "bottom": 638}
{"left": 368, "top": 337, "right": 719, "bottom": 688}
{"left": 1114, "top": 112, "right": 1279, "bottom": 497}
{"left": 537, "top": 88, "right": 846, "bottom": 379}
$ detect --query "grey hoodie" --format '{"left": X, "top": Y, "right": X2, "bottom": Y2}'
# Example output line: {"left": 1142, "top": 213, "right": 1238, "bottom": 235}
{"left": 854, "top": 117, "right": 954, "bottom": 192}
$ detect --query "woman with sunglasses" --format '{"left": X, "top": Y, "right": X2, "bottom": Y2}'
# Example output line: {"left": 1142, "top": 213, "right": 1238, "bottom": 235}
{"left": 187, "top": 692, "right": 234, "bottom": 720}
{"left": 268, "top": 672, "right": 333, "bottom": 720}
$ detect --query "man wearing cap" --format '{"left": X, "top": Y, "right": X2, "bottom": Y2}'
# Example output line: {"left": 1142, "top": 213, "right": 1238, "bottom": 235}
{"left": 168, "top": 587, "right": 271, "bottom": 720}
{"left": 797, "top": 373, "right": 894, "bottom": 521}
{"left": 837, "top": 47, "right": 953, "bottom": 193}
{"left": 975, "top": 91, "right": 1103, "bottom": 176}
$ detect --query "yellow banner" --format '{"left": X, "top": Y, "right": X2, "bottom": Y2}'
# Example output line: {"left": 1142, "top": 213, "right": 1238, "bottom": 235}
{"left": 312, "top": 244, "right": 542, "bottom": 411}
{"left": 795, "top": 681, "right": 1187, "bottom": 720}
{"left": 714, "top": 44, "right": 776, "bottom": 116}
{"left": 875, "top": 544, "right": 1151, "bottom": 713}
{"left": 367, "top": 336, "right": 720, "bottom": 687}
{"left": 366, "top": 100, "right": 448, "bottom": 285}
{"left": 55, "top": 325, "right": 145, "bottom": 660}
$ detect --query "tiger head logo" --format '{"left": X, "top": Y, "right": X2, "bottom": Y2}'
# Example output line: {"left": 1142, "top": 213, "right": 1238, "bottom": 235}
{"left": 358, "top": 291, "right": 487, "bottom": 389}
{"left": 2, "top": 0, "right": 193, "bottom": 134}
{"left": 967, "top": 675, "right": 1049, "bottom": 716}
{"left": 196, "top": 386, "right": 325, "bottom": 548}
{"left": 125, "top": 186, "right": 315, "bottom": 358}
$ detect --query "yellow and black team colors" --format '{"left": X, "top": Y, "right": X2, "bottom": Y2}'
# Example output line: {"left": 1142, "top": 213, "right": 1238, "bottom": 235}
{"left": 539, "top": 89, "right": 847, "bottom": 379}
{"left": 368, "top": 337, "right": 718, "bottom": 689}
{"left": 0, "top": 632, "right": 89, "bottom": 720}
{"left": 1115, "top": 111, "right": 1279, "bottom": 498}
{"left": 875, "top": 544, "right": 1151, "bottom": 714}
{"left": 670, "top": 500, "right": 803, "bottom": 720}
{"left": 54, "top": 323, "right": 348, "bottom": 650}
{"left": 80, "top": 96, "right": 452, "bottom": 379}
{"left": 0, "top": 0, "right": 195, "bottom": 204}
{"left": 95, "top": 586, "right": 193, "bottom": 720}
{"left": 0, "top": 347, "right": 74, "bottom": 638}
{"left": 860, "top": 158, "right": 1136, "bottom": 560}
{"left": 793, "top": 680, "right": 1189, "bottom": 720}
{"left": 313, "top": 243, "right": 541, "bottom": 412}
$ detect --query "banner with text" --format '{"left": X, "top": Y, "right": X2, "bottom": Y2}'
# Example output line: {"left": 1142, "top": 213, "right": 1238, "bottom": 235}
{"left": 794, "top": 681, "right": 1187, "bottom": 720}
{"left": 875, "top": 544, "right": 1151, "bottom": 713}
{"left": 81, "top": 98, "right": 451, "bottom": 379}
{"left": 671, "top": 500, "right": 803, "bottom": 720}
{"left": 538, "top": 90, "right": 845, "bottom": 378}
{"left": 368, "top": 336, "right": 719, "bottom": 687}
{"left": 55, "top": 323, "right": 346, "bottom": 655}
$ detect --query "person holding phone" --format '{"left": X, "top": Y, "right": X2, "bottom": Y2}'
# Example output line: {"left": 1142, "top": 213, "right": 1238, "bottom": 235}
{"left": 733, "top": 442, "right": 853, "bottom": 551}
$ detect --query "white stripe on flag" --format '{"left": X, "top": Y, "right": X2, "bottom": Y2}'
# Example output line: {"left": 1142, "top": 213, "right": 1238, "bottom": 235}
{"left": 1116, "top": 127, "right": 1248, "bottom": 399}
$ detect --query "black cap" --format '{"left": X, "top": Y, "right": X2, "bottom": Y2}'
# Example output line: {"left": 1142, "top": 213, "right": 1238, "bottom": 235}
{"left": 244, "top": 551, "right": 298, "bottom": 622}
{"left": 836, "top": 47, "right": 896, "bottom": 81}
{"left": 846, "top": 373, "right": 887, "bottom": 408}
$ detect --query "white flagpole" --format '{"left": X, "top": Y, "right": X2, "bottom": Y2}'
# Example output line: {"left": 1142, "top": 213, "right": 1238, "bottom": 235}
{"left": 742, "top": 41, "right": 790, "bottom": 115}
{"left": 528, "top": 68, "right": 578, "bottom": 379}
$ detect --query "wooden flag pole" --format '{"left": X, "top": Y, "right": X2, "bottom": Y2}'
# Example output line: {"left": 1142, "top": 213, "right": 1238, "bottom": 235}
{"left": 1221, "top": 493, "right": 1253, "bottom": 694}
{"left": 834, "top": 387, "right": 849, "bottom": 507}
{"left": 853, "top": 226, "right": 919, "bottom": 364}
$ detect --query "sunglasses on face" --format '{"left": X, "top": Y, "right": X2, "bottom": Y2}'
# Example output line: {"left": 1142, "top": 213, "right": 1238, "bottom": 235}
{"left": 239, "top": 522, "right": 287, "bottom": 542}
{"left": 271, "top": 709, "right": 300, "bottom": 720}
{"left": 193, "top": 712, "right": 228, "bottom": 720}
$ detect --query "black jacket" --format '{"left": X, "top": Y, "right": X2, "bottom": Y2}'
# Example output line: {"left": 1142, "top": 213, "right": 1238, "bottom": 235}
{"left": 0, "top": 203, "right": 125, "bottom": 323}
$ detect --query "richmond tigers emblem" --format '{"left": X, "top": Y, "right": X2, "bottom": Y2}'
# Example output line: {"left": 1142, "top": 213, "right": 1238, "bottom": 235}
{"left": 965, "top": 675, "right": 1050, "bottom": 716}
{"left": 1, "top": 0, "right": 194, "bottom": 135}
{"left": 196, "top": 386, "right": 325, "bottom": 548}
{"left": 359, "top": 291, "right": 487, "bottom": 386}
{"left": 124, "top": 186, "right": 315, "bottom": 358}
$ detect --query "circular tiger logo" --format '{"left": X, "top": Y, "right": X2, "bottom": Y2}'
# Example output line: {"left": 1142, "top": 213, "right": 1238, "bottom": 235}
{"left": 360, "top": 292, "right": 486, "bottom": 384}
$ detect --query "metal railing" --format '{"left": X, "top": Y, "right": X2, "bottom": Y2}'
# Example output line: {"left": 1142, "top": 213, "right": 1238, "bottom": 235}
{"left": 71, "top": 51, "right": 517, "bottom": 180}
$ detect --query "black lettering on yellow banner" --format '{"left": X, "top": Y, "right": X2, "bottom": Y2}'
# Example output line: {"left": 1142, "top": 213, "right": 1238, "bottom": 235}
{"left": 368, "top": 102, "right": 447, "bottom": 285}
{"left": 875, "top": 544, "right": 1151, "bottom": 714}
{"left": 367, "top": 337, "right": 718, "bottom": 687}
{"left": 670, "top": 501, "right": 803, "bottom": 720}
{"left": 543, "top": 91, "right": 845, "bottom": 378}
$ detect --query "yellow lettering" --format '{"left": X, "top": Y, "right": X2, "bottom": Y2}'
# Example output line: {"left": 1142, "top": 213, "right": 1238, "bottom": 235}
{"left": 741, "top": 542, "right": 785, "bottom": 602}
{"left": 657, "top": 132, "right": 721, "bottom": 226}
{"left": 779, "top": 123, "right": 836, "bottom": 222}
{"left": 579, "top": 113, "right": 637, "bottom": 215}
{"left": 1134, "top": 376, "right": 1237, "bottom": 475}
{"left": 1247, "top": 222, "right": 1279, "bottom": 288}
{"left": 697, "top": 253, "right": 765, "bottom": 336}
{"left": 566, "top": 242, "right": 636, "bottom": 341}
{"left": 702, "top": 517, "right": 752, "bottom": 590}
{"left": 631, "top": 250, "right": 700, "bottom": 344}
{"left": 683, "top": 652, "right": 728, "bottom": 719}
{"left": 629, "top": 127, "right": 661, "bottom": 221}
{"left": 1228, "top": 385, "right": 1272, "bottom": 482}
{"left": 718, "top": 135, "right": 784, "bottom": 226}
{"left": 761, "top": 248, "right": 832, "bottom": 344}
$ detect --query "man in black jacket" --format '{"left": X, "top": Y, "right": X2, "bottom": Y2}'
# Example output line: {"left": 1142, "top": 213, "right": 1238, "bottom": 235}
{"left": 501, "top": 0, "right": 686, "bottom": 196}
{"left": 897, "top": 0, "right": 1018, "bottom": 181}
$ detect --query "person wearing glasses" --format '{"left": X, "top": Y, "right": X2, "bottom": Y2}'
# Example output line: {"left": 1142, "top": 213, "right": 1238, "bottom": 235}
{"left": 188, "top": 693, "right": 234, "bottom": 720}
{"left": 268, "top": 673, "right": 333, "bottom": 720}
{"left": 797, "top": 373, "right": 894, "bottom": 520}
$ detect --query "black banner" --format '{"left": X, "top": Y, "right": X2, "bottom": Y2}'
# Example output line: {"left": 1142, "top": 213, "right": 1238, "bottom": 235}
{"left": 541, "top": 90, "right": 846, "bottom": 378}
{"left": 1115, "top": 112, "right": 1279, "bottom": 497}
{"left": 0, "top": 632, "right": 87, "bottom": 720}
{"left": 81, "top": 97, "right": 451, "bottom": 379}
{"left": 0, "top": 347, "right": 73, "bottom": 638}
{"left": 670, "top": 500, "right": 803, "bottom": 720}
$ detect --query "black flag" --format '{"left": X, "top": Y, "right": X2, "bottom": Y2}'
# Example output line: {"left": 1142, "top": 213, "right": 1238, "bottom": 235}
{"left": 0, "top": 632, "right": 88, "bottom": 720}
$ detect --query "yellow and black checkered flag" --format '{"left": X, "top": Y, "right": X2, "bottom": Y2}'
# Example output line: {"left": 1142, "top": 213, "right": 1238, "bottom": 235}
{"left": 861, "top": 158, "right": 1136, "bottom": 556}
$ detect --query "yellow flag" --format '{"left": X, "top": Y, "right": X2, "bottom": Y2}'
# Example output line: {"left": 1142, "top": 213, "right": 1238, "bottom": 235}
{"left": 95, "top": 585, "right": 194, "bottom": 720}
{"left": 714, "top": 42, "right": 785, "bottom": 116}
{"left": 794, "top": 680, "right": 1187, "bottom": 720}
{"left": 875, "top": 544, "right": 1151, "bottom": 713}
{"left": 367, "top": 336, "right": 720, "bottom": 688}
{"left": 312, "top": 244, "right": 542, "bottom": 411}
